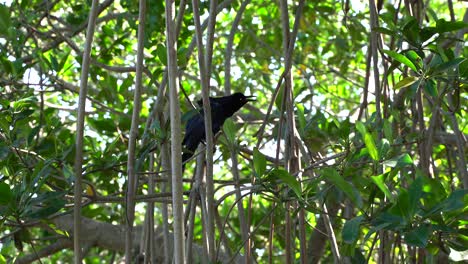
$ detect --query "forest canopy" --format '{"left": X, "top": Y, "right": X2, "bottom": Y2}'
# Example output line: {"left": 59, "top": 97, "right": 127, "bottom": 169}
{"left": 0, "top": 0, "right": 467, "bottom": 263}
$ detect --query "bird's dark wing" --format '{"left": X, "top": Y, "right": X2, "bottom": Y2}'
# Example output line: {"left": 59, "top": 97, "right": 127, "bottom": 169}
{"left": 182, "top": 113, "right": 205, "bottom": 152}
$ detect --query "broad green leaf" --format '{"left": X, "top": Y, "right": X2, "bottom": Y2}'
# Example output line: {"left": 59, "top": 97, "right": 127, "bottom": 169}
{"left": 296, "top": 103, "right": 306, "bottom": 136}
{"left": 373, "top": 27, "right": 396, "bottom": 36}
{"left": 408, "top": 177, "right": 423, "bottom": 217}
{"left": 155, "top": 44, "right": 167, "bottom": 66}
{"left": 0, "top": 4, "right": 11, "bottom": 37}
{"left": 364, "top": 133, "right": 379, "bottom": 161}
{"left": 436, "top": 19, "right": 468, "bottom": 33}
{"left": 432, "top": 58, "right": 466, "bottom": 74}
{"left": 424, "top": 79, "right": 437, "bottom": 97}
{"left": 323, "top": 168, "right": 362, "bottom": 208}
{"left": 222, "top": 119, "right": 237, "bottom": 145}
{"left": 364, "top": 222, "right": 392, "bottom": 243}
{"left": 0, "top": 182, "right": 12, "bottom": 205}
{"left": 383, "top": 50, "right": 418, "bottom": 72}
{"left": 253, "top": 147, "right": 267, "bottom": 177}
{"left": 405, "top": 50, "right": 423, "bottom": 68}
{"left": 356, "top": 121, "right": 379, "bottom": 161}
{"left": 343, "top": 215, "right": 364, "bottom": 244}
{"left": 371, "top": 174, "right": 395, "bottom": 203}
{"left": 405, "top": 224, "right": 430, "bottom": 247}
{"left": 442, "top": 190, "right": 468, "bottom": 212}
{"left": 383, "top": 154, "right": 414, "bottom": 168}
{"left": 383, "top": 119, "right": 393, "bottom": 143}
{"left": 355, "top": 121, "right": 366, "bottom": 136}
{"left": 266, "top": 168, "right": 302, "bottom": 198}
{"left": 388, "top": 189, "right": 409, "bottom": 220}
{"left": 394, "top": 76, "right": 418, "bottom": 90}
{"left": 28, "top": 198, "right": 65, "bottom": 219}
{"left": 402, "top": 17, "right": 421, "bottom": 46}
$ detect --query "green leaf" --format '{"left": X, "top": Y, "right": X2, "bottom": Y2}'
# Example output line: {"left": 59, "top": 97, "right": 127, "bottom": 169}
{"left": 436, "top": 19, "right": 468, "bottom": 33}
{"left": 0, "top": 4, "right": 11, "bottom": 37}
{"left": 383, "top": 154, "right": 414, "bottom": 168}
{"left": 383, "top": 119, "right": 393, "bottom": 144}
{"left": 364, "top": 133, "right": 379, "bottom": 161}
{"left": 392, "top": 180, "right": 421, "bottom": 221}
{"left": 355, "top": 122, "right": 376, "bottom": 158}
{"left": 0, "top": 182, "right": 12, "bottom": 205}
{"left": 442, "top": 190, "right": 468, "bottom": 212}
{"left": 343, "top": 215, "right": 364, "bottom": 244}
{"left": 405, "top": 224, "right": 430, "bottom": 247}
{"left": 371, "top": 174, "right": 395, "bottom": 203}
{"left": 253, "top": 147, "right": 267, "bottom": 177}
{"left": 323, "top": 168, "right": 362, "bottom": 208}
{"left": 364, "top": 222, "right": 392, "bottom": 243}
{"left": 28, "top": 198, "right": 65, "bottom": 219}
{"left": 356, "top": 121, "right": 379, "bottom": 161}
{"left": 402, "top": 17, "right": 421, "bottom": 46}
{"left": 389, "top": 189, "right": 410, "bottom": 220}
{"left": 266, "top": 168, "right": 302, "bottom": 198}
{"left": 296, "top": 103, "right": 306, "bottom": 136}
{"left": 373, "top": 27, "right": 396, "bottom": 36}
{"left": 155, "top": 44, "right": 167, "bottom": 66}
{"left": 432, "top": 58, "right": 466, "bottom": 75}
{"left": 408, "top": 177, "right": 423, "bottom": 217}
{"left": 355, "top": 121, "right": 366, "bottom": 136}
{"left": 222, "top": 119, "right": 237, "bottom": 145}
{"left": 383, "top": 50, "right": 418, "bottom": 72}
{"left": 424, "top": 79, "right": 437, "bottom": 97}
{"left": 394, "top": 76, "right": 418, "bottom": 90}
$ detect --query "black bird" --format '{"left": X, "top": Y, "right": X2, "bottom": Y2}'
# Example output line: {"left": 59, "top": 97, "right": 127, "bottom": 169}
{"left": 182, "top": 92, "right": 255, "bottom": 167}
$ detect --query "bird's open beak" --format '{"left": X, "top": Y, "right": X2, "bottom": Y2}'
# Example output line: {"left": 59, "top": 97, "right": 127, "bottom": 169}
{"left": 246, "top": 95, "right": 256, "bottom": 102}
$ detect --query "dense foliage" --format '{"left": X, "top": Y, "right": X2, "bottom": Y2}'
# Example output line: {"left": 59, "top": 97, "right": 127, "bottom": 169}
{"left": 0, "top": 0, "right": 467, "bottom": 263}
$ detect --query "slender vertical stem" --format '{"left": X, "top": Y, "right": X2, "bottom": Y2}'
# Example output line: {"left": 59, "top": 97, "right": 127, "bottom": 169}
{"left": 279, "top": 0, "right": 305, "bottom": 262}
{"left": 144, "top": 155, "right": 156, "bottom": 263}
{"left": 125, "top": 0, "right": 146, "bottom": 262}
{"left": 205, "top": 0, "right": 217, "bottom": 77}
{"left": 369, "top": 0, "right": 382, "bottom": 125}
{"left": 192, "top": 0, "right": 215, "bottom": 258}
{"left": 161, "top": 142, "right": 171, "bottom": 263}
{"left": 165, "top": 0, "right": 185, "bottom": 262}
{"left": 224, "top": 0, "right": 251, "bottom": 95}
{"left": 230, "top": 147, "right": 250, "bottom": 261}
{"left": 278, "top": 1, "right": 292, "bottom": 262}
{"left": 322, "top": 203, "right": 341, "bottom": 263}
{"left": 73, "top": 0, "right": 99, "bottom": 263}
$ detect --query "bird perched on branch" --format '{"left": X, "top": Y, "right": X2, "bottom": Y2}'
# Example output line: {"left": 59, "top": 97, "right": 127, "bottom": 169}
{"left": 182, "top": 92, "right": 255, "bottom": 167}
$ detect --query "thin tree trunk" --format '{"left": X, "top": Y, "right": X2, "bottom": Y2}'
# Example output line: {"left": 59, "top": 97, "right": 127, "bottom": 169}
{"left": 125, "top": 0, "right": 146, "bottom": 262}
{"left": 165, "top": 0, "right": 185, "bottom": 262}
{"left": 74, "top": 0, "right": 99, "bottom": 262}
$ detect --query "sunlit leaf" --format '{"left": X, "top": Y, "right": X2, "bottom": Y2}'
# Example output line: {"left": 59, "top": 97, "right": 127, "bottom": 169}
{"left": 371, "top": 174, "right": 395, "bottom": 203}
{"left": 394, "top": 76, "right": 418, "bottom": 90}
{"left": 383, "top": 50, "right": 418, "bottom": 72}
{"left": 253, "top": 147, "right": 267, "bottom": 177}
